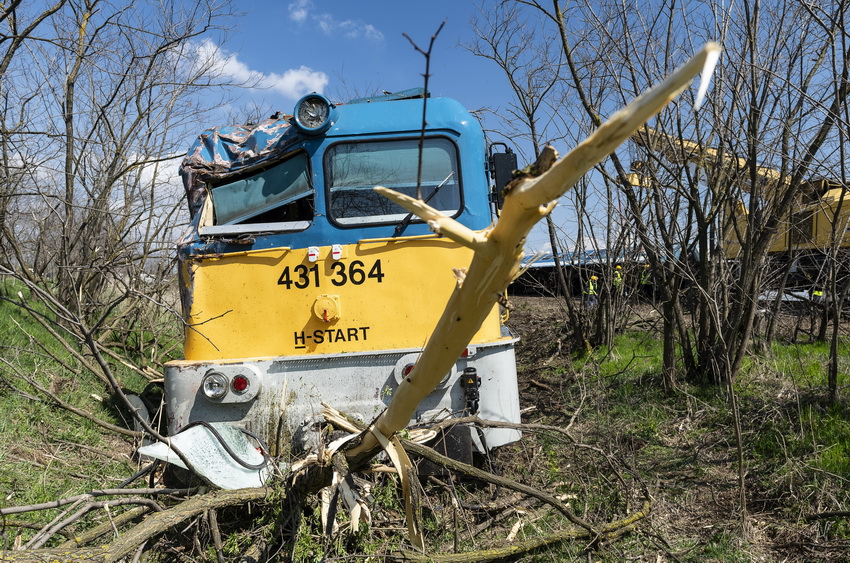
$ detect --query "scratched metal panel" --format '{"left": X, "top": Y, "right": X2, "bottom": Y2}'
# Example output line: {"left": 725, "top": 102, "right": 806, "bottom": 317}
{"left": 164, "top": 340, "right": 520, "bottom": 456}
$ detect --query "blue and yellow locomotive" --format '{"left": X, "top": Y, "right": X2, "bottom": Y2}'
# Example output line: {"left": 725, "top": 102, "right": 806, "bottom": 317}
{"left": 164, "top": 89, "right": 521, "bottom": 459}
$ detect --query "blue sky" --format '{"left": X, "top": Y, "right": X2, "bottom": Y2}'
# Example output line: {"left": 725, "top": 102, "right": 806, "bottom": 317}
{"left": 216, "top": 1, "right": 506, "bottom": 115}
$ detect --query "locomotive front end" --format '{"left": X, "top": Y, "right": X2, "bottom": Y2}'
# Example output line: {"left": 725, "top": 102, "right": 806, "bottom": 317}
{"left": 164, "top": 90, "right": 521, "bottom": 460}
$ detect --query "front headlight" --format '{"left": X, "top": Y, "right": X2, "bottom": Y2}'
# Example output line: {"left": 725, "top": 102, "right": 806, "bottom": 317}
{"left": 292, "top": 93, "right": 337, "bottom": 134}
{"left": 202, "top": 371, "right": 228, "bottom": 400}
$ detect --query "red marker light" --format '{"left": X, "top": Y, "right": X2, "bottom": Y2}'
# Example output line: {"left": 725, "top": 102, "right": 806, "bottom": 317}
{"left": 232, "top": 375, "right": 249, "bottom": 393}
{"left": 402, "top": 364, "right": 415, "bottom": 377}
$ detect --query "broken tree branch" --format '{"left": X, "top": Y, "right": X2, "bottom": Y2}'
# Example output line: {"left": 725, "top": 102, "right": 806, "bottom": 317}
{"left": 0, "top": 358, "right": 143, "bottom": 439}
{"left": 58, "top": 506, "right": 148, "bottom": 548}
{"left": 323, "top": 405, "right": 595, "bottom": 534}
{"left": 398, "top": 500, "right": 650, "bottom": 563}
{"left": 0, "top": 488, "right": 271, "bottom": 562}
{"left": 344, "top": 43, "right": 721, "bottom": 465}
{"left": 0, "top": 489, "right": 191, "bottom": 517}
{"left": 400, "top": 436, "right": 596, "bottom": 534}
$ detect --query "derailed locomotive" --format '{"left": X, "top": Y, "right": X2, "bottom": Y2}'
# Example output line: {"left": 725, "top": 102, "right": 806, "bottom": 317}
{"left": 164, "top": 89, "right": 521, "bottom": 461}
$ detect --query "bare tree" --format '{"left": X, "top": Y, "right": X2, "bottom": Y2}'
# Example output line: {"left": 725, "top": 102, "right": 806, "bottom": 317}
{"left": 467, "top": 1, "right": 627, "bottom": 351}
{"left": 0, "top": 0, "right": 240, "bottom": 333}
{"left": 0, "top": 0, "right": 68, "bottom": 270}
{"left": 466, "top": 2, "right": 848, "bottom": 538}
{"left": 488, "top": 0, "right": 850, "bottom": 392}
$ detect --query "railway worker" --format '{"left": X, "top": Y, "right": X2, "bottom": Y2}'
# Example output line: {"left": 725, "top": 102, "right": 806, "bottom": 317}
{"left": 613, "top": 265, "right": 623, "bottom": 292}
{"left": 585, "top": 275, "right": 598, "bottom": 307}
{"left": 812, "top": 287, "right": 825, "bottom": 304}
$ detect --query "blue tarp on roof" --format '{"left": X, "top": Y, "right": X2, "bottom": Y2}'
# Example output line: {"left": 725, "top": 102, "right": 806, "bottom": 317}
{"left": 180, "top": 116, "right": 300, "bottom": 217}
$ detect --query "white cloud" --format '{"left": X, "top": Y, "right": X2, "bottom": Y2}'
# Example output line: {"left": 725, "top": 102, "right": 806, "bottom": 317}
{"left": 192, "top": 39, "right": 328, "bottom": 101}
{"left": 362, "top": 24, "right": 383, "bottom": 41}
{"left": 288, "top": 0, "right": 309, "bottom": 23}
{"left": 289, "top": 0, "right": 383, "bottom": 41}
{"left": 267, "top": 66, "right": 329, "bottom": 99}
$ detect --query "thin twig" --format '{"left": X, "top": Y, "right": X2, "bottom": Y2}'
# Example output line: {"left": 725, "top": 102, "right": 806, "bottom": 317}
{"left": 0, "top": 357, "right": 142, "bottom": 439}
{"left": 0, "top": 488, "right": 192, "bottom": 516}
{"left": 208, "top": 509, "right": 226, "bottom": 563}
{"left": 402, "top": 20, "right": 445, "bottom": 201}
{"left": 804, "top": 510, "right": 850, "bottom": 521}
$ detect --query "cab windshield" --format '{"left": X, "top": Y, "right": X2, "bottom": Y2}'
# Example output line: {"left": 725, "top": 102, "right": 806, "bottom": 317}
{"left": 210, "top": 151, "right": 313, "bottom": 227}
{"left": 327, "top": 138, "right": 461, "bottom": 225}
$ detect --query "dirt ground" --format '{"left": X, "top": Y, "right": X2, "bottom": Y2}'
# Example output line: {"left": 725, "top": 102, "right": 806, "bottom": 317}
{"left": 493, "top": 295, "right": 850, "bottom": 562}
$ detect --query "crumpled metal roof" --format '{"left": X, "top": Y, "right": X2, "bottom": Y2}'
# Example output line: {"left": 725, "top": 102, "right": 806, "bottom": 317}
{"left": 180, "top": 115, "right": 299, "bottom": 218}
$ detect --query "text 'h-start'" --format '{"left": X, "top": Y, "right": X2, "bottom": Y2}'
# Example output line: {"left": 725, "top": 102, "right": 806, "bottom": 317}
{"left": 294, "top": 327, "right": 371, "bottom": 349}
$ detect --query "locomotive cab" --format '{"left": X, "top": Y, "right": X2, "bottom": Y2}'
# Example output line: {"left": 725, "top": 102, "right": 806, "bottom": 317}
{"left": 164, "top": 89, "right": 521, "bottom": 465}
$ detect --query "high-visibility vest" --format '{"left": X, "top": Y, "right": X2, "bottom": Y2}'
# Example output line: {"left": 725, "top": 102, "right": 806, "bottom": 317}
{"left": 613, "top": 271, "right": 623, "bottom": 287}
{"left": 585, "top": 279, "right": 596, "bottom": 295}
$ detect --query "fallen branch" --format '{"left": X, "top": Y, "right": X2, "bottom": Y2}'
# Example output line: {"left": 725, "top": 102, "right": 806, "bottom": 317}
{"left": 529, "top": 379, "right": 556, "bottom": 393}
{"left": 58, "top": 506, "right": 148, "bottom": 548}
{"left": 0, "top": 358, "right": 143, "bottom": 439}
{"left": 428, "top": 415, "right": 632, "bottom": 491}
{"left": 324, "top": 405, "right": 595, "bottom": 535}
{"left": 804, "top": 510, "right": 850, "bottom": 521}
{"left": 207, "top": 509, "right": 225, "bottom": 563}
{"left": 427, "top": 415, "right": 578, "bottom": 440}
{"left": 398, "top": 500, "right": 650, "bottom": 562}
{"left": 0, "top": 488, "right": 270, "bottom": 562}
{"left": 0, "top": 489, "right": 191, "bottom": 517}
{"left": 25, "top": 499, "right": 163, "bottom": 550}
{"left": 0, "top": 522, "right": 73, "bottom": 539}
{"left": 401, "top": 437, "right": 595, "bottom": 534}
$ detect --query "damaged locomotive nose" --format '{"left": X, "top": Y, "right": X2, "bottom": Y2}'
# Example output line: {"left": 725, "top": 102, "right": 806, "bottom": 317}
{"left": 159, "top": 88, "right": 522, "bottom": 480}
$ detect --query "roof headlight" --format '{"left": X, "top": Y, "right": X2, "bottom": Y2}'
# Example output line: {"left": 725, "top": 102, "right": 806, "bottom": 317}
{"left": 293, "top": 93, "right": 337, "bottom": 135}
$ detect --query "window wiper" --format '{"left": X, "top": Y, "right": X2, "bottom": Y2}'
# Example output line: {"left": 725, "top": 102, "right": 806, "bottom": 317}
{"left": 393, "top": 172, "right": 454, "bottom": 237}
